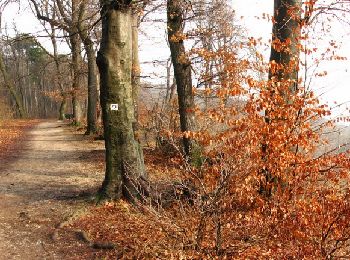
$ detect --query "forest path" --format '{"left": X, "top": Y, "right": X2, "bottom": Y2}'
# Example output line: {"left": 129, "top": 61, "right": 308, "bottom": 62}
{"left": 0, "top": 120, "right": 104, "bottom": 259}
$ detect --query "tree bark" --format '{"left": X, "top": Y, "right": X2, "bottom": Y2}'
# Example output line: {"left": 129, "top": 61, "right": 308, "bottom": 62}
{"left": 131, "top": 13, "right": 140, "bottom": 122}
{"left": 59, "top": 96, "right": 67, "bottom": 120}
{"left": 69, "top": 0, "right": 84, "bottom": 125}
{"left": 261, "top": 0, "right": 302, "bottom": 196}
{"left": 165, "top": 57, "right": 172, "bottom": 102}
{"left": 70, "top": 32, "right": 83, "bottom": 125}
{"left": 50, "top": 24, "right": 68, "bottom": 121}
{"left": 269, "top": 0, "right": 301, "bottom": 95}
{"left": 167, "top": 0, "right": 195, "bottom": 158}
{"left": 78, "top": 0, "right": 98, "bottom": 134}
{"left": 85, "top": 43, "right": 98, "bottom": 134}
{"left": 97, "top": 1, "right": 147, "bottom": 201}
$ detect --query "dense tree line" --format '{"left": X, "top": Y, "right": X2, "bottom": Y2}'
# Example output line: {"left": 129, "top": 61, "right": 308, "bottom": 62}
{"left": 0, "top": 34, "right": 69, "bottom": 118}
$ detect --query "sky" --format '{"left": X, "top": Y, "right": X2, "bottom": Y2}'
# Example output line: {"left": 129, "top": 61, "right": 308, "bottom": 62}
{"left": 232, "top": 0, "right": 350, "bottom": 117}
{"left": 1, "top": 0, "right": 350, "bottom": 116}
{"left": 1, "top": 3, "right": 41, "bottom": 40}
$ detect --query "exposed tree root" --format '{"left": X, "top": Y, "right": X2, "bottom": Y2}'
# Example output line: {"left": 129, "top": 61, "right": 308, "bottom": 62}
{"left": 122, "top": 172, "right": 198, "bottom": 208}
{"left": 75, "top": 230, "right": 117, "bottom": 250}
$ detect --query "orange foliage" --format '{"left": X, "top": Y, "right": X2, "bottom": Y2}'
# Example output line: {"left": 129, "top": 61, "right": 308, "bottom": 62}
{"left": 73, "top": 44, "right": 350, "bottom": 258}
{"left": 71, "top": 7, "right": 350, "bottom": 258}
{"left": 0, "top": 120, "right": 39, "bottom": 166}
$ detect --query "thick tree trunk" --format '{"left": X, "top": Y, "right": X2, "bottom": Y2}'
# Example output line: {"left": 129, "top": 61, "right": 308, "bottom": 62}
{"left": 131, "top": 14, "right": 140, "bottom": 122}
{"left": 261, "top": 0, "right": 302, "bottom": 196}
{"left": 0, "top": 52, "right": 26, "bottom": 118}
{"left": 269, "top": 0, "right": 301, "bottom": 94}
{"left": 97, "top": 2, "right": 146, "bottom": 201}
{"left": 167, "top": 0, "right": 195, "bottom": 157}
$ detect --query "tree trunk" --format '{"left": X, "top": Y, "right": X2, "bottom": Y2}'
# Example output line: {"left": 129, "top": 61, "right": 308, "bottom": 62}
{"left": 269, "top": 0, "right": 301, "bottom": 95}
{"left": 167, "top": 0, "right": 195, "bottom": 157}
{"left": 261, "top": 0, "right": 302, "bottom": 196}
{"left": 77, "top": 0, "right": 98, "bottom": 134}
{"left": 59, "top": 96, "right": 67, "bottom": 120}
{"left": 131, "top": 12, "right": 145, "bottom": 174}
{"left": 132, "top": 13, "right": 140, "bottom": 122}
{"left": 70, "top": 0, "right": 83, "bottom": 125}
{"left": 165, "top": 57, "right": 172, "bottom": 102}
{"left": 50, "top": 25, "right": 68, "bottom": 121}
{"left": 70, "top": 32, "right": 83, "bottom": 125}
{"left": 85, "top": 43, "right": 98, "bottom": 134}
{"left": 97, "top": 1, "right": 147, "bottom": 201}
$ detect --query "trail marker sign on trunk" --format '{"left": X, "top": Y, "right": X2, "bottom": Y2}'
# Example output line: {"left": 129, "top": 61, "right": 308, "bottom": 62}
{"left": 110, "top": 104, "right": 119, "bottom": 111}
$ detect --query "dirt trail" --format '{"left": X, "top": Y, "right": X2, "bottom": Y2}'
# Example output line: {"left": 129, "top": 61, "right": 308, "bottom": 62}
{"left": 0, "top": 120, "right": 104, "bottom": 259}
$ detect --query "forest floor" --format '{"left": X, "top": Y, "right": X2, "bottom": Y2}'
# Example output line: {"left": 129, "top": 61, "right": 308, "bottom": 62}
{"left": 0, "top": 120, "right": 185, "bottom": 259}
{"left": 0, "top": 120, "right": 106, "bottom": 259}
{"left": 0, "top": 119, "right": 192, "bottom": 259}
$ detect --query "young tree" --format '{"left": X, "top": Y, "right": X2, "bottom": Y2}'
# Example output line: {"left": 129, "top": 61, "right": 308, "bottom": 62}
{"left": 97, "top": 0, "right": 147, "bottom": 200}
{"left": 261, "top": 0, "right": 305, "bottom": 195}
{"left": 167, "top": 0, "right": 195, "bottom": 158}
{"left": 77, "top": 0, "right": 99, "bottom": 134}
{"left": 48, "top": 24, "right": 69, "bottom": 121}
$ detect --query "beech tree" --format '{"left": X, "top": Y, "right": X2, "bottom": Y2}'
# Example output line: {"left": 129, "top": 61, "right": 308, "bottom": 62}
{"left": 31, "top": 0, "right": 85, "bottom": 125}
{"left": 68, "top": 0, "right": 85, "bottom": 125}
{"left": 268, "top": 0, "right": 303, "bottom": 96}
{"left": 167, "top": 0, "right": 195, "bottom": 158}
{"left": 97, "top": 0, "right": 147, "bottom": 200}
{"left": 260, "top": 0, "right": 306, "bottom": 195}
{"left": 48, "top": 24, "right": 70, "bottom": 121}
{"left": 77, "top": 0, "right": 99, "bottom": 134}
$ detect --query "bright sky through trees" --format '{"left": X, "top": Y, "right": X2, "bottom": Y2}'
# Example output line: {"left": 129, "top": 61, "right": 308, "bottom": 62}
{"left": 2, "top": 0, "right": 350, "bottom": 116}
{"left": 232, "top": 0, "right": 350, "bottom": 116}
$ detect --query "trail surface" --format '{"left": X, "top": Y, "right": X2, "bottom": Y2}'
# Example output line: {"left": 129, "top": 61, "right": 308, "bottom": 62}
{"left": 0, "top": 120, "right": 104, "bottom": 259}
